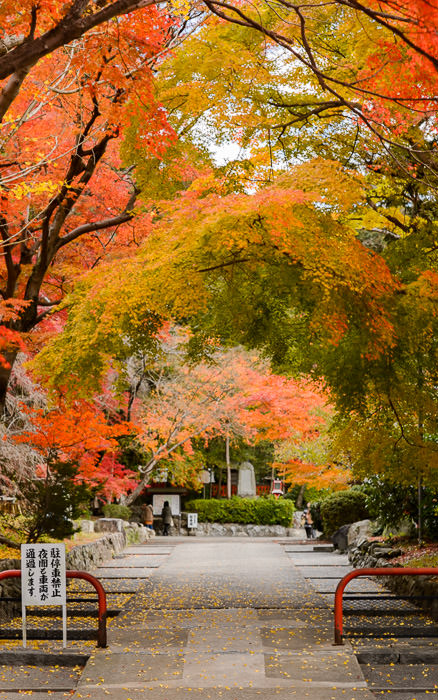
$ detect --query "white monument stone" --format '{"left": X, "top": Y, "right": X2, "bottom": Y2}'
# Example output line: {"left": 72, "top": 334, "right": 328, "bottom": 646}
{"left": 237, "top": 462, "right": 256, "bottom": 498}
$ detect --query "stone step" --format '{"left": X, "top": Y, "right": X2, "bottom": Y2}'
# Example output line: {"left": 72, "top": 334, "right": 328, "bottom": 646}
{"left": 0, "top": 628, "right": 98, "bottom": 640}
{"left": 361, "top": 662, "right": 438, "bottom": 688}
{"left": 356, "top": 646, "right": 438, "bottom": 664}
{"left": 21, "top": 606, "right": 121, "bottom": 617}
{"left": 0, "top": 650, "right": 89, "bottom": 666}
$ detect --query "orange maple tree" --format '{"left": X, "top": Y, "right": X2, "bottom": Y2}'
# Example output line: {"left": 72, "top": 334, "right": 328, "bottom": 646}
{"left": 13, "top": 398, "right": 138, "bottom": 500}
{"left": 122, "top": 336, "right": 328, "bottom": 504}
{"left": 0, "top": 1, "right": 179, "bottom": 409}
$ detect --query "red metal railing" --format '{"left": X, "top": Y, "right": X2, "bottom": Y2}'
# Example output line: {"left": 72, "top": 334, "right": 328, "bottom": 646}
{"left": 0, "top": 569, "right": 107, "bottom": 647}
{"left": 334, "top": 566, "right": 438, "bottom": 645}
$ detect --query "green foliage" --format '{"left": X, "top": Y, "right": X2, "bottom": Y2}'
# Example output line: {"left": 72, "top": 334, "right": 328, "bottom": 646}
{"left": 319, "top": 489, "right": 368, "bottom": 536}
{"left": 310, "top": 501, "right": 323, "bottom": 533}
{"left": 363, "top": 477, "right": 438, "bottom": 539}
{"left": 1, "top": 460, "right": 93, "bottom": 543}
{"left": 184, "top": 496, "right": 294, "bottom": 526}
{"left": 363, "top": 477, "right": 416, "bottom": 532}
{"left": 284, "top": 484, "right": 331, "bottom": 507}
{"left": 102, "top": 503, "right": 133, "bottom": 520}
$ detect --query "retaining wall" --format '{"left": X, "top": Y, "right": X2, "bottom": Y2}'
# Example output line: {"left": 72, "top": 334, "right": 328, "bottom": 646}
{"left": 348, "top": 537, "right": 438, "bottom": 620}
{"left": 0, "top": 519, "right": 151, "bottom": 619}
{"left": 181, "top": 521, "right": 302, "bottom": 537}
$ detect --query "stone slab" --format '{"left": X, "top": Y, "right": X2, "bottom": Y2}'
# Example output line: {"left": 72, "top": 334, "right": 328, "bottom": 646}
{"left": 264, "top": 651, "right": 366, "bottom": 684}
{"left": 299, "top": 566, "right": 353, "bottom": 575}
{"left": 362, "top": 663, "right": 438, "bottom": 687}
{"left": 286, "top": 553, "right": 350, "bottom": 565}
{"left": 78, "top": 652, "right": 184, "bottom": 684}
{"left": 91, "top": 569, "right": 153, "bottom": 578}
{"left": 260, "top": 627, "right": 332, "bottom": 650}
{"left": 122, "top": 548, "right": 173, "bottom": 555}
{"left": 0, "top": 664, "right": 82, "bottom": 688}
{"left": 0, "top": 694, "right": 75, "bottom": 700}
{"left": 298, "top": 564, "right": 353, "bottom": 569}
{"left": 70, "top": 687, "right": 376, "bottom": 699}
{"left": 186, "top": 625, "right": 263, "bottom": 653}
{"left": 312, "top": 579, "right": 385, "bottom": 593}
{"left": 0, "top": 651, "right": 88, "bottom": 666}
{"left": 102, "top": 556, "right": 165, "bottom": 568}
{"left": 108, "top": 628, "right": 189, "bottom": 651}
{"left": 257, "top": 609, "right": 332, "bottom": 623}
{"left": 182, "top": 651, "right": 265, "bottom": 685}
{"left": 122, "top": 608, "right": 260, "bottom": 628}
{"left": 97, "top": 584, "right": 141, "bottom": 594}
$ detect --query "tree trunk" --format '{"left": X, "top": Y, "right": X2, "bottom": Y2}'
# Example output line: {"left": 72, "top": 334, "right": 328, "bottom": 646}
{"left": 0, "top": 534, "right": 20, "bottom": 550}
{"left": 0, "top": 350, "right": 17, "bottom": 415}
{"left": 226, "top": 433, "right": 231, "bottom": 499}
{"left": 296, "top": 484, "right": 306, "bottom": 509}
{"left": 125, "top": 462, "right": 156, "bottom": 506}
{"left": 217, "top": 466, "right": 223, "bottom": 499}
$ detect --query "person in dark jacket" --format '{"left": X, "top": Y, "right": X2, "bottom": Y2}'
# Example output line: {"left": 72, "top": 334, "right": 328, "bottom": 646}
{"left": 161, "top": 500, "right": 172, "bottom": 536}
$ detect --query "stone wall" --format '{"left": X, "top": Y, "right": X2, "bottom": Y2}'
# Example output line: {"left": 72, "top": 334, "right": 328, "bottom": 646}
{"left": 348, "top": 537, "right": 438, "bottom": 621}
{"left": 181, "top": 521, "right": 302, "bottom": 537}
{"left": 66, "top": 532, "right": 126, "bottom": 571}
{"left": 0, "top": 518, "right": 152, "bottom": 619}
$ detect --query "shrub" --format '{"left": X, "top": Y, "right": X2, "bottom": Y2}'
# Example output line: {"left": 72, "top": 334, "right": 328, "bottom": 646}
{"left": 1, "top": 459, "right": 92, "bottom": 543}
{"left": 363, "top": 477, "right": 438, "bottom": 539}
{"left": 320, "top": 489, "right": 368, "bottom": 536}
{"left": 102, "top": 504, "right": 132, "bottom": 521}
{"left": 310, "top": 501, "right": 323, "bottom": 533}
{"left": 363, "top": 477, "right": 416, "bottom": 532}
{"left": 184, "top": 496, "right": 294, "bottom": 527}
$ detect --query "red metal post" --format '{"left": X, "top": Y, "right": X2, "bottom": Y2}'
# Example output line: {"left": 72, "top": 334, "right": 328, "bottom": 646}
{"left": 0, "top": 570, "right": 21, "bottom": 581}
{"left": 0, "top": 569, "right": 107, "bottom": 648}
{"left": 334, "top": 566, "right": 438, "bottom": 645}
{"left": 66, "top": 571, "right": 107, "bottom": 648}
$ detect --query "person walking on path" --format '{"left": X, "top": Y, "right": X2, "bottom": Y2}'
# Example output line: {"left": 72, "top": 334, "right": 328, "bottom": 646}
{"left": 303, "top": 503, "right": 314, "bottom": 539}
{"left": 161, "top": 500, "right": 172, "bottom": 536}
{"left": 141, "top": 502, "right": 154, "bottom": 530}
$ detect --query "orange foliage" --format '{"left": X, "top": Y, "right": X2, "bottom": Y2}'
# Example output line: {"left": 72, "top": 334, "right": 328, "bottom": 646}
{"left": 13, "top": 400, "right": 138, "bottom": 499}
{"left": 362, "top": 1, "right": 438, "bottom": 132}
{"left": 0, "top": 3, "right": 176, "bottom": 397}
{"left": 276, "top": 458, "right": 351, "bottom": 491}
{"left": 126, "top": 341, "right": 329, "bottom": 501}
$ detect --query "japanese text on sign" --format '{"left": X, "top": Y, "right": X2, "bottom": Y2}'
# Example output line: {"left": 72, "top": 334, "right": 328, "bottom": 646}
{"left": 21, "top": 544, "right": 66, "bottom": 606}
{"left": 187, "top": 512, "right": 198, "bottom": 529}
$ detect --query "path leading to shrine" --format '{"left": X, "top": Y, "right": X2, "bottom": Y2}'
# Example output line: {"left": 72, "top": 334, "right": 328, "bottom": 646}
{"left": 73, "top": 537, "right": 373, "bottom": 700}
{"left": 5, "top": 536, "right": 436, "bottom": 699}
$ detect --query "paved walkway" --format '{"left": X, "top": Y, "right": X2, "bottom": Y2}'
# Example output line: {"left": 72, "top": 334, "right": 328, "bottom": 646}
{"left": 73, "top": 537, "right": 375, "bottom": 700}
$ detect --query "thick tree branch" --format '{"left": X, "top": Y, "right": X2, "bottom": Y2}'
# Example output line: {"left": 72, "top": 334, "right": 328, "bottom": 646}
{"left": 0, "top": 534, "right": 20, "bottom": 550}
{"left": 0, "top": 0, "right": 157, "bottom": 83}
{"left": 56, "top": 188, "right": 139, "bottom": 249}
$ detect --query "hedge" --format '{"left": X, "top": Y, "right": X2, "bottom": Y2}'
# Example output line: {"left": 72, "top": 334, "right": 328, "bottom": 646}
{"left": 184, "top": 496, "right": 294, "bottom": 527}
{"left": 102, "top": 504, "right": 132, "bottom": 520}
{"left": 319, "top": 490, "right": 368, "bottom": 536}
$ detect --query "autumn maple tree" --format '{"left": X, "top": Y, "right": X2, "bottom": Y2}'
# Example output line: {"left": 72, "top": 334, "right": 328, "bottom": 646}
{"left": 0, "top": 0, "right": 184, "bottom": 412}
{"left": 99, "top": 332, "right": 328, "bottom": 505}
{"left": 3, "top": 0, "right": 438, "bottom": 509}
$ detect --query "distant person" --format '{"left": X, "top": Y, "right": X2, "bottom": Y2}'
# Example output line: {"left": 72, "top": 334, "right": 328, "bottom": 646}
{"left": 141, "top": 502, "right": 154, "bottom": 530}
{"left": 161, "top": 500, "right": 172, "bottom": 536}
{"left": 303, "top": 503, "right": 314, "bottom": 539}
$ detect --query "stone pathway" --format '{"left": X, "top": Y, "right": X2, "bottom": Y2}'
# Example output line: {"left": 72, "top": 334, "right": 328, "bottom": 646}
{"left": 72, "top": 537, "right": 374, "bottom": 700}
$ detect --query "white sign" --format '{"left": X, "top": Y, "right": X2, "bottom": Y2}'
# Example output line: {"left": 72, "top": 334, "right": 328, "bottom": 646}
{"left": 21, "top": 544, "right": 67, "bottom": 648}
{"left": 187, "top": 512, "right": 198, "bottom": 529}
{"left": 152, "top": 494, "right": 181, "bottom": 516}
{"left": 22, "top": 544, "right": 66, "bottom": 605}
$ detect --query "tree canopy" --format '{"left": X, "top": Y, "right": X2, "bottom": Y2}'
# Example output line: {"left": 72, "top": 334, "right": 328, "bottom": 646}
{"left": 2, "top": 0, "right": 438, "bottom": 506}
